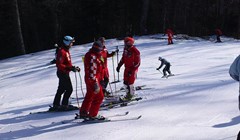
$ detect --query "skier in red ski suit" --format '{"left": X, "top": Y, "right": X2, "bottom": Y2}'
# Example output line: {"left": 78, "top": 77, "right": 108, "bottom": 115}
{"left": 166, "top": 29, "right": 174, "bottom": 45}
{"left": 52, "top": 36, "right": 80, "bottom": 111}
{"left": 98, "top": 37, "right": 117, "bottom": 97}
{"left": 80, "top": 41, "right": 105, "bottom": 119}
{"left": 116, "top": 37, "right": 141, "bottom": 100}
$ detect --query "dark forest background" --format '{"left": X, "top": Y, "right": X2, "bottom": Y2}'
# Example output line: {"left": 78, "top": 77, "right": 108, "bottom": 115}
{"left": 0, "top": 0, "right": 240, "bottom": 59}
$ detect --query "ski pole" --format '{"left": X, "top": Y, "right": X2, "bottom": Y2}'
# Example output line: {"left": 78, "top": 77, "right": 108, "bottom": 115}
{"left": 116, "top": 45, "right": 120, "bottom": 82}
{"left": 74, "top": 72, "right": 80, "bottom": 109}
{"left": 157, "top": 69, "right": 163, "bottom": 75}
{"left": 108, "top": 80, "right": 114, "bottom": 96}
{"left": 78, "top": 71, "right": 85, "bottom": 98}
{"left": 112, "top": 55, "right": 116, "bottom": 91}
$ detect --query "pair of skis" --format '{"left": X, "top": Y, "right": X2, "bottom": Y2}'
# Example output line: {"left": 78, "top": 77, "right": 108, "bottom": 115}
{"left": 29, "top": 96, "right": 142, "bottom": 114}
{"left": 29, "top": 105, "right": 79, "bottom": 114}
{"left": 161, "top": 74, "right": 175, "bottom": 78}
{"left": 114, "top": 85, "right": 151, "bottom": 94}
{"left": 101, "top": 97, "right": 143, "bottom": 109}
{"left": 62, "top": 111, "right": 141, "bottom": 124}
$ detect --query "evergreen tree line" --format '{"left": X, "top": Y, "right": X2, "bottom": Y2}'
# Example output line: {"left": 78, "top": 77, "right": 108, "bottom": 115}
{"left": 0, "top": 0, "right": 240, "bottom": 59}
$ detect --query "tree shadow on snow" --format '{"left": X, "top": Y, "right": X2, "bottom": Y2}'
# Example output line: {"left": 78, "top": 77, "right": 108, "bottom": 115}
{"left": 0, "top": 102, "right": 79, "bottom": 125}
{"left": 0, "top": 119, "right": 90, "bottom": 139}
{"left": 212, "top": 115, "right": 240, "bottom": 128}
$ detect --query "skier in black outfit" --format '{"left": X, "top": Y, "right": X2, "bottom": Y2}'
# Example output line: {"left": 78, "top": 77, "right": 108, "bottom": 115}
{"left": 51, "top": 36, "right": 80, "bottom": 111}
{"left": 156, "top": 57, "right": 173, "bottom": 78}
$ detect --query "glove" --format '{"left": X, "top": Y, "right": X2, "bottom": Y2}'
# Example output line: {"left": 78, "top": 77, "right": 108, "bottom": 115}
{"left": 110, "top": 51, "right": 116, "bottom": 56}
{"left": 94, "top": 83, "right": 100, "bottom": 94}
{"left": 156, "top": 68, "right": 160, "bottom": 70}
{"left": 115, "top": 48, "right": 119, "bottom": 53}
{"left": 71, "top": 66, "right": 81, "bottom": 72}
{"left": 75, "top": 66, "right": 81, "bottom": 72}
{"left": 116, "top": 66, "right": 121, "bottom": 72}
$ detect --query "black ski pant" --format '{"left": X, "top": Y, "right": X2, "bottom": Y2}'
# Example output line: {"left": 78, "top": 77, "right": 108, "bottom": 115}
{"left": 53, "top": 71, "right": 73, "bottom": 106}
{"left": 101, "top": 76, "right": 109, "bottom": 89}
{"left": 163, "top": 63, "right": 171, "bottom": 76}
{"left": 216, "top": 35, "right": 221, "bottom": 42}
{"left": 100, "top": 76, "right": 109, "bottom": 93}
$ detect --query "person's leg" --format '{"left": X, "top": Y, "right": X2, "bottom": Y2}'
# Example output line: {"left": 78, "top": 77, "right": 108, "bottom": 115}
{"left": 62, "top": 74, "right": 73, "bottom": 106}
{"left": 88, "top": 85, "right": 104, "bottom": 117}
{"left": 53, "top": 71, "right": 65, "bottom": 107}
{"left": 123, "top": 70, "right": 136, "bottom": 99}
{"left": 80, "top": 84, "right": 95, "bottom": 117}
{"left": 163, "top": 66, "right": 167, "bottom": 76}
{"left": 168, "top": 38, "right": 171, "bottom": 45}
{"left": 165, "top": 64, "right": 172, "bottom": 75}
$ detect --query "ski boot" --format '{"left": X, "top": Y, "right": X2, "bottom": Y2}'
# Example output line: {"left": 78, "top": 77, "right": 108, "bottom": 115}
{"left": 161, "top": 75, "right": 167, "bottom": 78}
{"left": 48, "top": 105, "right": 60, "bottom": 111}
{"left": 120, "top": 93, "right": 134, "bottom": 102}
{"left": 76, "top": 111, "right": 89, "bottom": 119}
{"left": 89, "top": 115, "right": 106, "bottom": 121}
{"left": 104, "top": 90, "right": 112, "bottom": 97}
{"left": 59, "top": 105, "right": 78, "bottom": 111}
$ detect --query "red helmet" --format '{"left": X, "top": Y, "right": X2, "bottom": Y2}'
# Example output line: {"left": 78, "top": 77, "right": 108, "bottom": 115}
{"left": 124, "top": 37, "right": 134, "bottom": 46}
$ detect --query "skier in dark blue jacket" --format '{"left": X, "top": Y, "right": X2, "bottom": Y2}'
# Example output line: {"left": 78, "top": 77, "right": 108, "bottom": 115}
{"left": 156, "top": 57, "right": 173, "bottom": 78}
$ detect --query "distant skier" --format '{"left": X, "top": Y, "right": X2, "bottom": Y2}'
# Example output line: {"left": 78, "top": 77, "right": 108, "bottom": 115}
{"left": 215, "top": 29, "right": 222, "bottom": 43}
{"left": 229, "top": 55, "right": 240, "bottom": 111}
{"left": 156, "top": 57, "right": 173, "bottom": 78}
{"left": 51, "top": 36, "right": 80, "bottom": 111}
{"left": 116, "top": 37, "right": 141, "bottom": 100}
{"left": 165, "top": 29, "right": 174, "bottom": 45}
{"left": 98, "top": 37, "right": 118, "bottom": 97}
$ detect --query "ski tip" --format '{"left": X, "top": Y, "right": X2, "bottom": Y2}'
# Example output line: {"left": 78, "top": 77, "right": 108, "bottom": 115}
{"left": 75, "top": 113, "right": 80, "bottom": 119}
{"left": 137, "top": 115, "right": 142, "bottom": 119}
{"left": 110, "top": 80, "right": 120, "bottom": 84}
{"left": 136, "top": 97, "right": 143, "bottom": 101}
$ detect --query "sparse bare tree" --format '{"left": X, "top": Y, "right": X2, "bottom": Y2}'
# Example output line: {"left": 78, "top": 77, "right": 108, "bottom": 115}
{"left": 14, "top": 0, "right": 25, "bottom": 54}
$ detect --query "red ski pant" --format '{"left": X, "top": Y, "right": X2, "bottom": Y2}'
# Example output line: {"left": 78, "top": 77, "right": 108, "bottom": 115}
{"left": 123, "top": 68, "right": 137, "bottom": 85}
{"left": 168, "top": 37, "right": 173, "bottom": 44}
{"left": 80, "top": 82, "right": 104, "bottom": 117}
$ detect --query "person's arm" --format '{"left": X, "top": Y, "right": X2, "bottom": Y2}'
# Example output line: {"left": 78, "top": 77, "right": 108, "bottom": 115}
{"left": 157, "top": 60, "right": 164, "bottom": 70}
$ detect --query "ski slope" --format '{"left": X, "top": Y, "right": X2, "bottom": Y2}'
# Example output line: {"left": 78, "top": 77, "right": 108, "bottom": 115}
{"left": 0, "top": 34, "right": 240, "bottom": 140}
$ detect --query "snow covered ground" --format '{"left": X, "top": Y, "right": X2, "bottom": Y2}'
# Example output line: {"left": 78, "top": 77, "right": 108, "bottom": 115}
{"left": 0, "top": 34, "right": 240, "bottom": 140}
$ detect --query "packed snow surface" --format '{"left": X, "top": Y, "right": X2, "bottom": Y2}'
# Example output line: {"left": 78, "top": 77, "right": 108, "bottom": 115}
{"left": 0, "top": 34, "right": 239, "bottom": 140}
